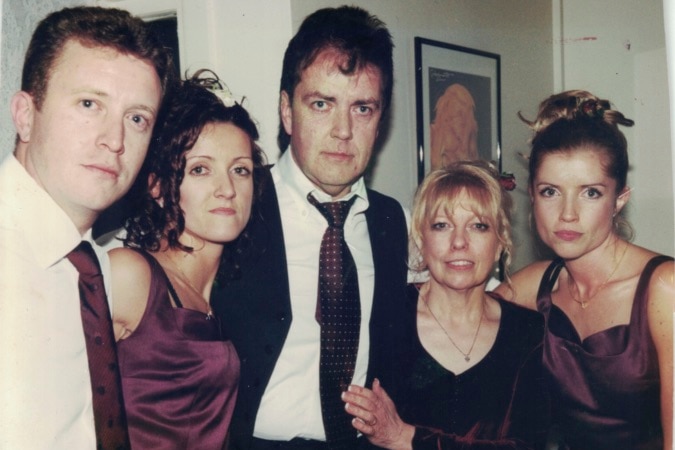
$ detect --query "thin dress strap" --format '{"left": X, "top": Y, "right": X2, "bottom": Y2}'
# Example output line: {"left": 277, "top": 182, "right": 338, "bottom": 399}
{"left": 130, "top": 248, "right": 185, "bottom": 309}
{"left": 164, "top": 276, "right": 184, "bottom": 309}
{"left": 536, "top": 258, "right": 565, "bottom": 317}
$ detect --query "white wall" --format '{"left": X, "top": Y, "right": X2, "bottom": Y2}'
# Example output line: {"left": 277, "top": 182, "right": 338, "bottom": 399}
{"left": 290, "top": 0, "right": 553, "bottom": 270}
{"left": 4, "top": 1, "right": 671, "bottom": 268}
{"left": 97, "top": 0, "right": 291, "bottom": 160}
{"left": 555, "top": 0, "right": 674, "bottom": 257}
{"left": 98, "top": 0, "right": 554, "bottom": 270}
{"left": 0, "top": 0, "right": 92, "bottom": 155}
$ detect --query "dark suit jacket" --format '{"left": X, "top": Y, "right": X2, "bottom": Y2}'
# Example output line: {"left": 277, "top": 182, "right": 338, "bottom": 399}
{"left": 212, "top": 167, "right": 411, "bottom": 449}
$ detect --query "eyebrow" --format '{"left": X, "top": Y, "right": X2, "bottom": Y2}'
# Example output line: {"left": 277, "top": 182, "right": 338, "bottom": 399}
{"left": 535, "top": 181, "right": 608, "bottom": 189}
{"left": 72, "top": 88, "right": 158, "bottom": 116}
{"left": 303, "top": 90, "right": 381, "bottom": 108}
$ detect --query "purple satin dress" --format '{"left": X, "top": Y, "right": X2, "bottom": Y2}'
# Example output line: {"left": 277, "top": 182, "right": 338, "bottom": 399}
{"left": 117, "top": 250, "right": 239, "bottom": 450}
{"left": 537, "top": 255, "right": 671, "bottom": 450}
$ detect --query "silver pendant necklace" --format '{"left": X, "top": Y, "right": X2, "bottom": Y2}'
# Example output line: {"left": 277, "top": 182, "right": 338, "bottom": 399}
{"left": 422, "top": 292, "right": 485, "bottom": 362}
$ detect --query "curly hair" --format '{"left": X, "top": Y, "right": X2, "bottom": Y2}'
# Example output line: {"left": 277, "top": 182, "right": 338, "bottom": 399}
{"left": 520, "top": 89, "right": 634, "bottom": 238}
{"left": 124, "top": 69, "right": 266, "bottom": 281}
{"left": 409, "top": 160, "right": 513, "bottom": 283}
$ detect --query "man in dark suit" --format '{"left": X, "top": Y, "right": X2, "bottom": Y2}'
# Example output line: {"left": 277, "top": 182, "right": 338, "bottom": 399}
{"left": 212, "top": 6, "right": 410, "bottom": 450}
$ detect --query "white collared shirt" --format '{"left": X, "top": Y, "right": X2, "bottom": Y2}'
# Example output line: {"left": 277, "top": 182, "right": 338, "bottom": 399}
{"left": 0, "top": 154, "right": 112, "bottom": 449}
{"left": 253, "top": 150, "right": 375, "bottom": 441}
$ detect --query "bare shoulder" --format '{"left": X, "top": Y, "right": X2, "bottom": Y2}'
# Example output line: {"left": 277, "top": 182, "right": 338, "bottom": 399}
{"left": 109, "top": 247, "right": 152, "bottom": 284}
{"left": 647, "top": 258, "right": 674, "bottom": 320}
{"left": 495, "top": 260, "right": 553, "bottom": 310}
{"left": 108, "top": 247, "right": 153, "bottom": 339}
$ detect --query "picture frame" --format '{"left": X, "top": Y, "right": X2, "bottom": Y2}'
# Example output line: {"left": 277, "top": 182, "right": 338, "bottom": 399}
{"left": 414, "top": 37, "right": 502, "bottom": 183}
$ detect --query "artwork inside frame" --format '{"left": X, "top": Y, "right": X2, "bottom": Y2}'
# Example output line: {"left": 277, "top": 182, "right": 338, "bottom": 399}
{"left": 414, "top": 37, "right": 502, "bottom": 184}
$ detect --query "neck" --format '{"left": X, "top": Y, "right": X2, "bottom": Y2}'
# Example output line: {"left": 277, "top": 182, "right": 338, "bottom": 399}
{"left": 423, "top": 280, "right": 487, "bottom": 320}
{"left": 162, "top": 244, "right": 221, "bottom": 298}
{"left": 564, "top": 235, "right": 625, "bottom": 286}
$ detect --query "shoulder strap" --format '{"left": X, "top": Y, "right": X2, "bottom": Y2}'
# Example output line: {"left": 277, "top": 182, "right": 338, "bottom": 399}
{"left": 129, "top": 248, "right": 184, "bottom": 309}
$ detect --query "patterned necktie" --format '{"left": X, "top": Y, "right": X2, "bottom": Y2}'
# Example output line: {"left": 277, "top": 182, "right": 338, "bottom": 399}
{"left": 308, "top": 194, "right": 360, "bottom": 448}
{"left": 67, "top": 242, "right": 130, "bottom": 450}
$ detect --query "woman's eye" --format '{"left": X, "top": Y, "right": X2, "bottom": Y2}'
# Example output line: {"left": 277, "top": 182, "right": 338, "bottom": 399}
{"left": 473, "top": 222, "right": 490, "bottom": 231}
{"left": 233, "top": 166, "right": 252, "bottom": 176}
{"left": 586, "top": 187, "right": 602, "bottom": 199}
{"left": 190, "top": 165, "right": 206, "bottom": 175}
{"left": 538, "top": 187, "right": 557, "bottom": 197}
{"left": 431, "top": 222, "right": 447, "bottom": 230}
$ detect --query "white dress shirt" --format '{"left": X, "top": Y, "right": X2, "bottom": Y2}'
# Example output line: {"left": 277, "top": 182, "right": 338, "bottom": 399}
{"left": 0, "top": 154, "right": 111, "bottom": 449}
{"left": 253, "top": 150, "right": 375, "bottom": 441}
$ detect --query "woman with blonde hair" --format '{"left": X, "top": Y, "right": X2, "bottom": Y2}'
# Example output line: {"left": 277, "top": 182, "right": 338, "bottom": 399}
{"left": 343, "top": 160, "right": 549, "bottom": 449}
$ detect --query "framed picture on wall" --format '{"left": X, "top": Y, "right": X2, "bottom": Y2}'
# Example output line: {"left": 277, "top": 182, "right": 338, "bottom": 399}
{"left": 414, "top": 37, "right": 501, "bottom": 183}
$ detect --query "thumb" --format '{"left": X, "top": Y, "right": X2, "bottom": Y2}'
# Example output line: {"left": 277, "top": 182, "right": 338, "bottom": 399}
{"left": 372, "top": 378, "right": 391, "bottom": 401}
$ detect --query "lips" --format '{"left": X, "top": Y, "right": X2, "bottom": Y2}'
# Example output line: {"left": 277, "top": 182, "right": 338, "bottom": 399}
{"left": 209, "top": 207, "right": 236, "bottom": 215}
{"left": 446, "top": 260, "right": 474, "bottom": 270}
{"left": 323, "top": 150, "right": 353, "bottom": 162}
{"left": 85, "top": 164, "right": 119, "bottom": 178}
{"left": 554, "top": 230, "right": 582, "bottom": 241}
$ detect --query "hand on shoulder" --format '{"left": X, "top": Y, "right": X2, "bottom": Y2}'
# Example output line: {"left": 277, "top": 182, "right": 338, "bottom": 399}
{"left": 108, "top": 247, "right": 153, "bottom": 341}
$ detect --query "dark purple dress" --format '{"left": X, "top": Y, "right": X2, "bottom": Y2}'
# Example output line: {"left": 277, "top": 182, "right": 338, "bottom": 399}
{"left": 117, "top": 250, "right": 239, "bottom": 450}
{"left": 537, "top": 255, "right": 672, "bottom": 450}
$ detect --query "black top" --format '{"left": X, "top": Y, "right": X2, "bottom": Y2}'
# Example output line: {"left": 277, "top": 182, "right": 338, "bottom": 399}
{"left": 400, "top": 287, "right": 549, "bottom": 450}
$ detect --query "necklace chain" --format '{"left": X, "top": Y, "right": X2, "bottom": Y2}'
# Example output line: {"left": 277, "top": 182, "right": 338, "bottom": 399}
{"left": 168, "top": 253, "right": 214, "bottom": 320}
{"left": 422, "top": 292, "right": 485, "bottom": 362}
{"left": 567, "top": 242, "right": 628, "bottom": 309}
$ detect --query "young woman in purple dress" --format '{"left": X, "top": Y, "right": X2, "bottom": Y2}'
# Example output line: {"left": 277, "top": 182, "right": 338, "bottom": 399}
{"left": 496, "top": 90, "right": 673, "bottom": 450}
{"left": 108, "top": 70, "right": 265, "bottom": 449}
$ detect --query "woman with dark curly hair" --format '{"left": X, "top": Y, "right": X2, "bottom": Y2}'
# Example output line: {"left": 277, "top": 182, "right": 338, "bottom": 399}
{"left": 108, "top": 70, "right": 265, "bottom": 449}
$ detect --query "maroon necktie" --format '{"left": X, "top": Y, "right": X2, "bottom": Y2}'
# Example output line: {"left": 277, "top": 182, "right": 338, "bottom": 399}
{"left": 67, "top": 241, "right": 130, "bottom": 450}
{"left": 308, "top": 194, "right": 360, "bottom": 448}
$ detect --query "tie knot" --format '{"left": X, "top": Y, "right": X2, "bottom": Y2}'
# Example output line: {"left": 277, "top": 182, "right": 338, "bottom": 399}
{"left": 66, "top": 241, "right": 102, "bottom": 277}
{"left": 308, "top": 194, "right": 356, "bottom": 228}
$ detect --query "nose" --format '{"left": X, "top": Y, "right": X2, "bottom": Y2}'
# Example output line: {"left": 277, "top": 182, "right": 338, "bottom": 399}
{"left": 215, "top": 174, "right": 235, "bottom": 199}
{"left": 560, "top": 196, "right": 578, "bottom": 222}
{"left": 451, "top": 228, "right": 468, "bottom": 250}
{"left": 99, "top": 115, "right": 125, "bottom": 154}
{"left": 330, "top": 106, "right": 353, "bottom": 140}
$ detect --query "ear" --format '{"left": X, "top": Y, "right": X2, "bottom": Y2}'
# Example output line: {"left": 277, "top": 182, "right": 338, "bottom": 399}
{"left": 11, "top": 92, "right": 35, "bottom": 142}
{"left": 614, "top": 186, "right": 631, "bottom": 215}
{"left": 280, "top": 90, "right": 293, "bottom": 136}
{"left": 149, "top": 174, "right": 164, "bottom": 208}
{"left": 494, "top": 245, "right": 503, "bottom": 263}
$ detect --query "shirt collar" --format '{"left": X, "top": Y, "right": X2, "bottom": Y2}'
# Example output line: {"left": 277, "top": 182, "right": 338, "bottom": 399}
{"left": 0, "top": 154, "right": 87, "bottom": 269}
{"left": 274, "top": 149, "right": 369, "bottom": 212}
